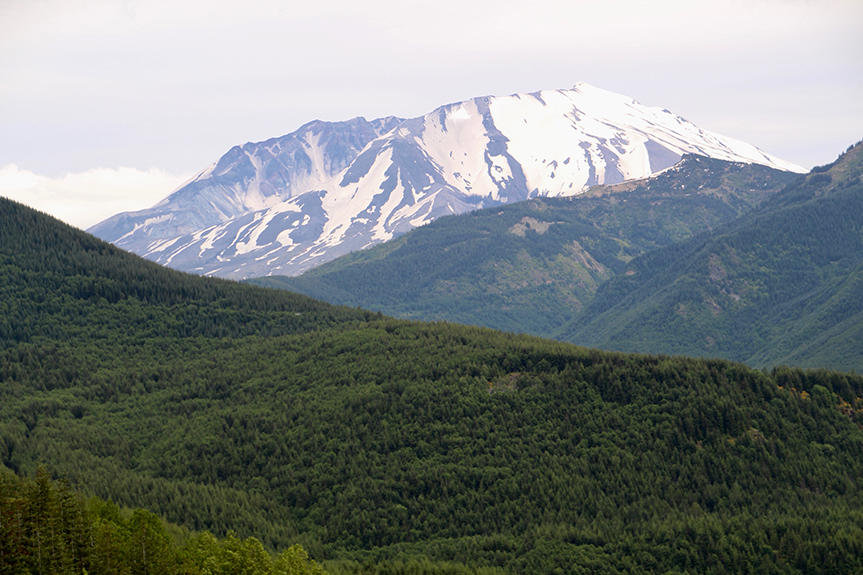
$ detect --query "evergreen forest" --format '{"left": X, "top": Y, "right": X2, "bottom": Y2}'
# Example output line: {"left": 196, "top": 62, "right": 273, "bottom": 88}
{"left": 0, "top": 466, "right": 330, "bottom": 575}
{"left": 2, "top": 180, "right": 863, "bottom": 574}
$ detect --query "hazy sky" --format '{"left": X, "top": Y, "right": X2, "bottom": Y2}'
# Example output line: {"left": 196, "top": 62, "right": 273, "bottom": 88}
{"left": 1, "top": 0, "right": 861, "bottom": 228}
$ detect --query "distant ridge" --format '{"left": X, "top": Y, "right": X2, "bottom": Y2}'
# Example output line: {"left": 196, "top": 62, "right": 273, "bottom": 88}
{"left": 558, "top": 139, "right": 863, "bottom": 371}
{"left": 91, "top": 83, "right": 804, "bottom": 279}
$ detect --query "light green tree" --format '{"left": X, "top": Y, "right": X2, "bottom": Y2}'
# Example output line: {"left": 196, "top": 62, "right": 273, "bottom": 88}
{"left": 127, "top": 508, "right": 176, "bottom": 575}
{"left": 273, "top": 544, "right": 327, "bottom": 575}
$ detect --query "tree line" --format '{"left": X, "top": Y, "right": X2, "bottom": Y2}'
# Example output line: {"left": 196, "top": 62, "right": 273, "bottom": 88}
{"left": 0, "top": 466, "right": 329, "bottom": 575}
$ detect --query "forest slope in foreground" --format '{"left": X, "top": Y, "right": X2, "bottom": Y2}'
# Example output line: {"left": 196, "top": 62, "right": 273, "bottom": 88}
{"left": 2, "top": 196, "right": 863, "bottom": 574}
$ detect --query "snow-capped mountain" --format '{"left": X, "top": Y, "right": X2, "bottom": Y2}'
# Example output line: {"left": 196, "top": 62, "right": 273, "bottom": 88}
{"left": 89, "top": 116, "right": 403, "bottom": 241}
{"left": 90, "top": 83, "right": 805, "bottom": 279}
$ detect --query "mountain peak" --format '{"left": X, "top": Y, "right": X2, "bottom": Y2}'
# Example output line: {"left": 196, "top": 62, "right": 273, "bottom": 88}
{"left": 90, "top": 85, "right": 806, "bottom": 279}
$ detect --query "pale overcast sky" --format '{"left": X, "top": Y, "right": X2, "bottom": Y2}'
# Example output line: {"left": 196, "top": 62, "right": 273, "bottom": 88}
{"left": 1, "top": 0, "right": 861, "bottom": 228}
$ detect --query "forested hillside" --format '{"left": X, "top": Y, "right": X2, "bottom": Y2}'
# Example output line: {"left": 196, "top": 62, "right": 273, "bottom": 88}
{"left": 2, "top": 196, "right": 863, "bottom": 573}
{"left": 249, "top": 156, "right": 797, "bottom": 336}
{"left": 0, "top": 198, "right": 373, "bottom": 346}
{"left": 560, "top": 140, "right": 863, "bottom": 371}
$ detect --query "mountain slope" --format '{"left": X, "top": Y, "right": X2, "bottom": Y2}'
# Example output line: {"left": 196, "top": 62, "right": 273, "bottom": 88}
{"left": 0, "top": 197, "right": 373, "bottom": 345}
{"left": 88, "top": 116, "right": 403, "bottom": 245}
{"left": 558, "top": 140, "right": 863, "bottom": 371}
{"left": 3, "top": 197, "right": 863, "bottom": 574}
{"left": 90, "top": 83, "right": 804, "bottom": 279}
{"left": 248, "top": 155, "right": 799, "bottom": 336}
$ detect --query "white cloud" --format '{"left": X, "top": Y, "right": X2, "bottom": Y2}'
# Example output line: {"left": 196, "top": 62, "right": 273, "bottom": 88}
{"left": 0, "top": 164, "right": 191, "bottom": 230}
